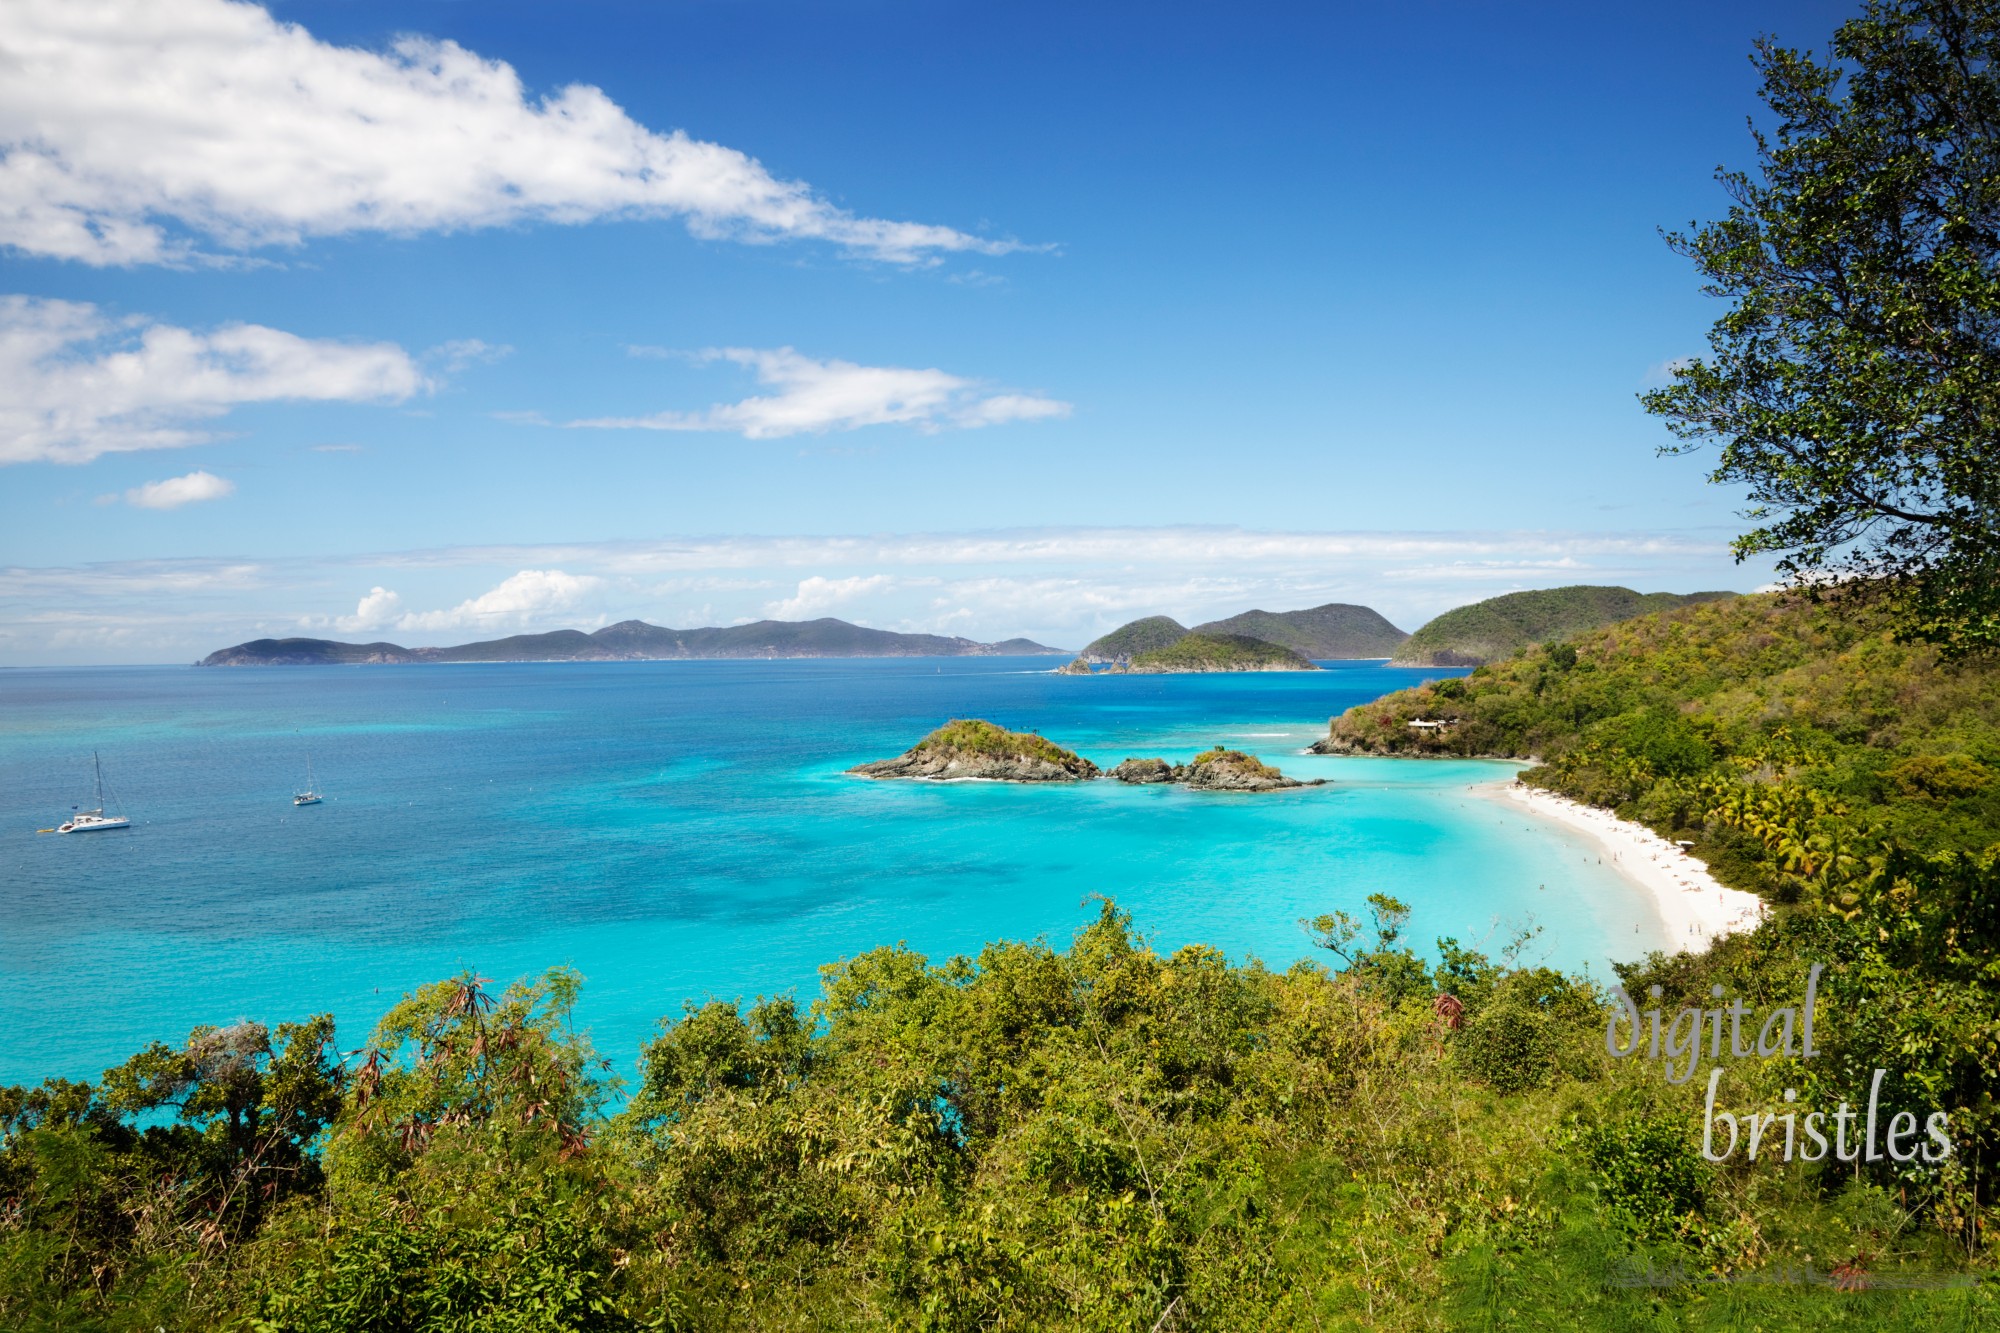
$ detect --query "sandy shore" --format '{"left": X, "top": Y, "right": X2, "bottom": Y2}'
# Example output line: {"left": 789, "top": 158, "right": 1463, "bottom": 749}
{"left": 1483, "top": 781, "right": 1766, "bottom": 952}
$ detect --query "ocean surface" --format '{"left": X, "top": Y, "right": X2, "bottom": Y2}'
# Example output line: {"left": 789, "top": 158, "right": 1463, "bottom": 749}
{"left": 0, "top": 658, "right": 1665, "bottom": 1085}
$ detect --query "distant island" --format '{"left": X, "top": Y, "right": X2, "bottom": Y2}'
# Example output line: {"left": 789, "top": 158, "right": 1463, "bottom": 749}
{"left": 198, "top": 618, "right": 1067, "bottom": 666}
{"left": 853, "top": 722, "right": 1317, "bottom": 791}
{"left": 1389, "top": 585, "right": 1738, "bottom": 666}
{"left": 1075, "top": 602, "right": 1409, "bottom": 665}
{"left": 1119, "top": 632, "right": 1317, "bottom": 673}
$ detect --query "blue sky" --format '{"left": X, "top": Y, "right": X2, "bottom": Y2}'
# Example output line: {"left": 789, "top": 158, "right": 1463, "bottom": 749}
{"left": 0, "top": 0, "right": 1852, "bottom": 663}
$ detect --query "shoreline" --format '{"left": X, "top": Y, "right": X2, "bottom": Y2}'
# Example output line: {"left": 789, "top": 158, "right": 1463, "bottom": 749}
{"left": 1479, "top": 780, "right": 1766, "bottom": 953}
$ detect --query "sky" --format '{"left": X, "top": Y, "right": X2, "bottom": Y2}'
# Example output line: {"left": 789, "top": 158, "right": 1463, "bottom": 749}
{"left": 0, "top": 0, "right": 1856, "bottom": 664}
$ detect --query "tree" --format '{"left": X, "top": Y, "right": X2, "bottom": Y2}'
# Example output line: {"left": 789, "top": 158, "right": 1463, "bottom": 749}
{"left": 1643, "top": 0, "right": 2000, "bottom": 652}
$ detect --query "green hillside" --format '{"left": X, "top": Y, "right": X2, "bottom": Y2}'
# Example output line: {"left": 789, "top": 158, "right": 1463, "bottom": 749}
{"left": 1324, "top": 591, "right": 2000, "bottom": 857}
{"left": 1192, "top": 602, "right": 1408, "bottom": 658}
{"left": 1391, "top": 585, "right": 1737, "bottom": 665}
{"left": 1078, "top": 615, "right": 1188, "bottom": 662}
{"left": 1123, "top": 632, "right": 1317, "bottom": 673}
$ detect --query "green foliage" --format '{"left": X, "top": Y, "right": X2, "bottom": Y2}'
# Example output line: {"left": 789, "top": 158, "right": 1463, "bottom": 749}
{"left": 916, "top": 718, "right": 1089, "bottom": 769}
{"left": 1572, "top": 1114, "right": 1708, "bottom": 1242}
{"left": 1393, "top": 585, "right": 1737, "bottom": 666}
{"left": 1641, "top": 0, "right": 2000, "bottom": 653}
{"left": 2, "top": 892, "right": 1994, "bottom": 1329}
{"left": 1452, "top": 969, "right": 1600, "bottom": 1095}
{"left": 1186, "top": 746, "right": 1280, "bottom": 777}
{"left": 1079, "top": 615, "right": 1188, "bottom": 661}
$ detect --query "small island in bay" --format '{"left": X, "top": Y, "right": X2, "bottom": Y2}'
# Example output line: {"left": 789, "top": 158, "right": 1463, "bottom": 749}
{"left": 849, "top": 719, "right": 1101, "bottom": 782}
{"left": 856, "top": 724, "right": 1320, "bottom": 791}
{"left": 1114, "top": 747, "right": 1320, "bottom": 791}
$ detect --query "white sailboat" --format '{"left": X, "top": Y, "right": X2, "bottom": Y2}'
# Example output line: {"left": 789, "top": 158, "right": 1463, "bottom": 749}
{"left": 57, "top": 753, "right": 130, "bottom": 833}
{"left": 294, "top": 755, "right": 323, "bottom": 806}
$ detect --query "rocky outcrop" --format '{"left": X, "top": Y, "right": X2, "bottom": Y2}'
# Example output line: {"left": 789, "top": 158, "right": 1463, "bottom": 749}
{"left": 1056, "top": 657, "right": 1095, "bottom": 675}
{"left": 1110, "top": 757, "right": 1175, "bottom": 783}
{"left": 850, "top": 719, "right": 1100, "bottom": 782}
{"left": 1110, "top": 749, "right": 1322, "bottom": 791}
{"left": 1180, "top": 748, "right": 1317, "bottom": 791}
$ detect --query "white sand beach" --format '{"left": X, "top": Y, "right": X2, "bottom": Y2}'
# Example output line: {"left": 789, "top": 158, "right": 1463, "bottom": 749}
{"left": 1484, "top": 780, "right": 1766, "bottom": 952}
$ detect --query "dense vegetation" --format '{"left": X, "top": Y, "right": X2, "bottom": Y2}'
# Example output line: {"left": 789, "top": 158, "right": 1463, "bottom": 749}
{"left": 1191, "top": 605, "right": 1410, "bottom": 659}
{"left": 1124, "top": 633, "right": 1318, "bottom": 674}
{"left": 10, "top": 594, "right": 1998, "bottom": 1328}
{"left": 907, "top": 718, "right": 1090, "bottom": 769}
{"left": 1079, "top": 616, "right": 1189, "bottom": 662}
{"left": 1324, "top": 590, "right": 1999, "bottom": 1283}
{"left": 1390, "top": 586, "right": 1736, "bottom": 667}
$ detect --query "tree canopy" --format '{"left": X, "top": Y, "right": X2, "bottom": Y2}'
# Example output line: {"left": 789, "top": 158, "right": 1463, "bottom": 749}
{"left": 1644, "top": 0, "right": 2000, "bottom": 652}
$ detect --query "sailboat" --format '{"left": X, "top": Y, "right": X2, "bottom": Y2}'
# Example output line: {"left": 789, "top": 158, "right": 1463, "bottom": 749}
{"left": 57, "top": 753, "right": 130, "bottom": 833}
{"left": 294, "top": 755, "right": 323, "bottom": 807}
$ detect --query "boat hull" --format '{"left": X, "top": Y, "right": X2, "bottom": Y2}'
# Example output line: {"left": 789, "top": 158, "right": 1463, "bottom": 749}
{"left": 59, "top": 817, "right": 129, "bottom": 833}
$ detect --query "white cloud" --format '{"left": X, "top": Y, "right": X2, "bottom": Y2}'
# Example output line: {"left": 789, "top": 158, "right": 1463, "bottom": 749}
{"left": 392, "top": 569, "right": 603, "bottom": 634}
{"left": 334, "top": 585, "right": 404, "bottom": 633}
{"left": 568, "top": 347, "right": 1071, "bottom": 438}
{"left": 765, "top": 574, "right": 895, "bottom": 620}
{"left": 121, "top": 468, "right": 235, "bottom": 508}
{"left": 0, "top": 0, "right": 1018, "bottom": 266}
{"left": 0, "top": 295, "right": 426, "bottom": 464}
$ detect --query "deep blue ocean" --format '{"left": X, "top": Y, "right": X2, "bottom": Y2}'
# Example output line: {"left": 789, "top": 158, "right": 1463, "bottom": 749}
{"left": 0, "top": 658, "right": 1663, "bottom": 1086}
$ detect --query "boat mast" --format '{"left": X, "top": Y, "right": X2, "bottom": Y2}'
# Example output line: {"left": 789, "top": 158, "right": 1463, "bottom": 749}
{"left": 93, "top": 751, "right": 104, "bottom": 811}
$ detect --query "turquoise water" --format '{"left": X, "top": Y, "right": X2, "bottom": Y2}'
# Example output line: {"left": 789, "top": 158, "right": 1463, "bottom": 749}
{"left": 0, "top": 659, "right": 1661, "bottom": 1085}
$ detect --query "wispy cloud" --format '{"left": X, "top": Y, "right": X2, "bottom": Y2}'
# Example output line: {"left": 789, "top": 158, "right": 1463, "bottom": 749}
{"left": 0, "top": 295, "right": 426, "bottom": 464}
{"left": 427, "top": 339, "right": 513, "bottom": 372}
{"left": 567, "top": 347, "right": 1071, "bottom": 438}
{"left": 0, "top": 0, "right": 1024, "bottom": 266}
{"left": 119, "top": 469, "right": 237, "bottom": 509}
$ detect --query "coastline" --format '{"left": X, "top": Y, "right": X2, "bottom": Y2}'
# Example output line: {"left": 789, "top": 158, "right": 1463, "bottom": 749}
{"left": 1479, "top": 779, "right": 1766, "bottom": 952}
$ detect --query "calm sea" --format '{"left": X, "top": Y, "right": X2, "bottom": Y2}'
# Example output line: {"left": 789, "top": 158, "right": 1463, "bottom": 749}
{"left": 0, "top": 658, "right": 1662, "bottom": 1084}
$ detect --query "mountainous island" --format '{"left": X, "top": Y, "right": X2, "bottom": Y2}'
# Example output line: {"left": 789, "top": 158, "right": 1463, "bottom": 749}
{"left": 1120, "top": 632, "right": 1318, "bottom": 673}
{"left": 1389, "top": 585, "right": 1737, "bottom": 666}
{"left": 1075, "top": 602, "right": 1408, "bottom": 665}
{"left": 199, "top": 618, "right": 1066, "bottom": 666}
